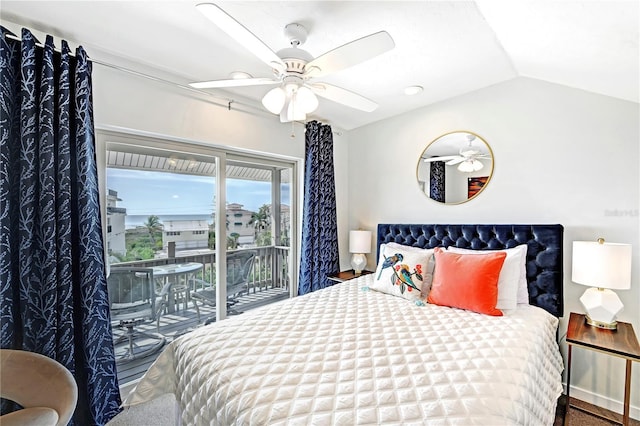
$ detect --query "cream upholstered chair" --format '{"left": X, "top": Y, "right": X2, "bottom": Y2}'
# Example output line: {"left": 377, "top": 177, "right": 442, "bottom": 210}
{"left": 0, "top": 349, "right": 78, "bottom": 426}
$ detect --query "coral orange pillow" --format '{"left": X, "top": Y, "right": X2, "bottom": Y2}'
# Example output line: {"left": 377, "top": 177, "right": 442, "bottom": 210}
{"left": 427, "top": 247, "right": 507, "bottom": 316}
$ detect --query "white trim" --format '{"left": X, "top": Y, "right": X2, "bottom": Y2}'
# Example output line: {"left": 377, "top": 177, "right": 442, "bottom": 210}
{"left": 215, "top": 154, "right": 227, "bottom": 322}
{"left": 564, "top": 382, "right": 640, "bottom": 420}
{"left": 96, "top": 126, "right": 302, "bottom": 318}
{"left": 96, "top": 124, "right": 301, "bottom": 164}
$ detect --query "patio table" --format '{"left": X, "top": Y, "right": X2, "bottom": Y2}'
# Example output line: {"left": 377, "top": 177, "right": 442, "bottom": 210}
{"left": 152, "top": 262, "right": 203, "bottom": 313}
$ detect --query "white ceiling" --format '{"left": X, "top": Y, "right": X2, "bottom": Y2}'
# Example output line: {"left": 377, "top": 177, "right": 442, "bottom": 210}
{"left": 1, "top": 1, "right": 638, "bottom": 131}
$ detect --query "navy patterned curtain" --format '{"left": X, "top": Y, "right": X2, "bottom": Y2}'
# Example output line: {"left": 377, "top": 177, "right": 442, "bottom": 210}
{"left": 429, "top": 160, "right": 446, "bottom": 203}
{"left": 298, "top": 121, "right": 339, "bottom": 295}
{"left": 0, "top": 28, "right": 121, "bottom": 424}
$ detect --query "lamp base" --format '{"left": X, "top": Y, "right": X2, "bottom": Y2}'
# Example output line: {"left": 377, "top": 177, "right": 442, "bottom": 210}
{"left": 351, "top": 253, "right": 367, "bottom": 275}
{"left": 584, "top": 315, "right": 618, "bottom": 330}
{"left": 579, "top": 287, "right": 624, "bottom": 331}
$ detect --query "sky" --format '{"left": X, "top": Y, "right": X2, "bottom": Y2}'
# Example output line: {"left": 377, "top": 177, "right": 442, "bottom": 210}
{"left": 107, "top": 168, "right": 287, "bottom": 215}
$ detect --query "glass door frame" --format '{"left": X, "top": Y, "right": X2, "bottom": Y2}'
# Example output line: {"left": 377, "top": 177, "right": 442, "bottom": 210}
{"left": 96, "top": 127, "right": 300, "bottom": 321}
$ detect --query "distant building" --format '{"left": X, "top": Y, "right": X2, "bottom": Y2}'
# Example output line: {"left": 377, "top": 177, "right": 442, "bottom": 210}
{"left": 275, "top": 204, "right": 291, "bottom": 246}
{"left": 106, "top": 189, "right": 127, "bottom": 255}
{"left": 226, "top": 203, "right": 256, "bottom": 246}
{"left": 162, "top": 220, "right": 209, "bottom": 250}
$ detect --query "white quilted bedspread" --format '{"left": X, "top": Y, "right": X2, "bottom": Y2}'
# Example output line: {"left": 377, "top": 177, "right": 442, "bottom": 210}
{"left": 124, "top": 275, "right": 564, "bottom": 425}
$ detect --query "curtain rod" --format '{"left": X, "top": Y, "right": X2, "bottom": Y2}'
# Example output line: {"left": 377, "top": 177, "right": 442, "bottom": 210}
{"left": 3, "top": 30, "right": 331, "bottom": 131}
{"left": 2, "top": 31, "right": 272, "bottom": 120}
{"left": 93, "top": 61, "right": 276, "bottom": 120}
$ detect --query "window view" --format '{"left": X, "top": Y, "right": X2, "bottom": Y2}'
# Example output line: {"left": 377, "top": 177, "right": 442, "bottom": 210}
{"left": 104, "top": 141, "right": 294, "bottom": 387}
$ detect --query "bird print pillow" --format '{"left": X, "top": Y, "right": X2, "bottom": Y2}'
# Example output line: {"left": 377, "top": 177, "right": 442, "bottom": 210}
{"left": 370, "top": 243, "right": 435, "bottom": 303}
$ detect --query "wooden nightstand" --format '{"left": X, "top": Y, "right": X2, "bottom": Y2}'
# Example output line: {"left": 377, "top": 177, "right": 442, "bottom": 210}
{"left": 565, "top": 312, "right": 640, "bottom": 426}
{"left": 327, "top": 270, "right": 373, "bottom": 283}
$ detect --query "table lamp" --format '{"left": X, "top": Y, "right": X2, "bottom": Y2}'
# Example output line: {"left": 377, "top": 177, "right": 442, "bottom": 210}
{"left": 349, "top": 230, "right": 372, "bottom": 275}
{"left": 571, "top": 239, "right": 632, "bottom": 330}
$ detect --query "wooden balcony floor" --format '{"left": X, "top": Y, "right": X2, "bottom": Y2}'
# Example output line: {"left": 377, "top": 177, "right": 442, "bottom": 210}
{"left": 114, "top": 286, "right": 289, "bottom": 392}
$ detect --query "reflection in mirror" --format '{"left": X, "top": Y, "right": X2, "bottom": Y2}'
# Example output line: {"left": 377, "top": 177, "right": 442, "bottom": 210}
{"left": 416, "top": 131, "right": 493, "bottom": 204}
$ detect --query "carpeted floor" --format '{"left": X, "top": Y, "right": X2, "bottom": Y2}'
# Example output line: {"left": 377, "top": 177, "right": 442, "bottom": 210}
{"left": 107, "top": 394, "right": 176, "bottom": 426}
{"left": 554, "top": 396, "right": 640, "bottom": 426}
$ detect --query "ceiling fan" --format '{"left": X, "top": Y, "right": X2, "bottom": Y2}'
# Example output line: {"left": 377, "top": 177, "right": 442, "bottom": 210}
{"left": 423, "top": 135, "right": 491, "bottom": 172}
{"left": 189, "top": 3, "right": 395, "bottom": 123}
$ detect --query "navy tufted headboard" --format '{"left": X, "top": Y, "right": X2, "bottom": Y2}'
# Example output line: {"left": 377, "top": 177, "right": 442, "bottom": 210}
{"left": 377, "top": 224, "right": 564, "bottom": 317}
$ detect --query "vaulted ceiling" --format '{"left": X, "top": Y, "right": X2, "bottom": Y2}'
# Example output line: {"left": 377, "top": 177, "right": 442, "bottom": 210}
{"left": 2, "top": 1, "right": 638, "bottom": 130}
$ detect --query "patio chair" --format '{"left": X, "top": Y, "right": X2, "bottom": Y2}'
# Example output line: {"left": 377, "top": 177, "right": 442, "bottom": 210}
{"left": 191, "top": 251, "right": 257, "bottom": 323}
{"left": 107, "top": 267, "right": 167, "bottom": 363}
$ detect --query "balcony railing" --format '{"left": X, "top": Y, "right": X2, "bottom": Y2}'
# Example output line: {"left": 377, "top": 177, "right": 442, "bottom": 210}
{"left": 110, "top": 246, "right": 291, "bottom": 388}
{"left": 111, "top": 245, "right": 291, "bottom": 294}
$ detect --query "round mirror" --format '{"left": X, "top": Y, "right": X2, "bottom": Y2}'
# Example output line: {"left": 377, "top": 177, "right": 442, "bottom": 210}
{"left": 416, "top": 131, "right": 494, "bottom": 204}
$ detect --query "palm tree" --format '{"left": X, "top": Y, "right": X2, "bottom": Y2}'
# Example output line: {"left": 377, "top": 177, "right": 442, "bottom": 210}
{"left": 228, "top": 233, "right": 240, "bottom": 249}
{"left": 248, "top": 205, "right": 271, "bottom": 244}
{"left": 143, "top": 215, "right": 162, "bottom": 246}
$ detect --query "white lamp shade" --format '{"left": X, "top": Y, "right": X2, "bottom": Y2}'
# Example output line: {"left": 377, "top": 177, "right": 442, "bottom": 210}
{"left": 295, "top": 86, "right": 318, "bottom": 113}
{"left": 262, "top": 87, "right": 286, "bottom": 114}
{"left": 349, "top": 230, "right": 372, "bottom": 254}
{"left": 572, "top": 240, "right": 632, "bottom": 290}
{"left": 285, "top": 96, "right": 306, "bottom": 121}
{"left": 262, "top": 84, "right": 319, "bottom": 121}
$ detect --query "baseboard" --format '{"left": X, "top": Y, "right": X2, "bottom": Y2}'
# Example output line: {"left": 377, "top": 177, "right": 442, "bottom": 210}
{"left": 564, "top": 382, "right": 640, "bottom": 421}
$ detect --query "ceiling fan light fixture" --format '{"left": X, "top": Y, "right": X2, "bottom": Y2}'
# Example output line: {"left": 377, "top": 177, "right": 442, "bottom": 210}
{"left": 263, "top": 83, "right": 318, "bottom": 120}
{"left": 280, "top": 96, "right": 306, "bottom": 122}
{"left": 286, "top": 100, "right": 306, "bottom": 121}
{"left": 404, "top": 85, "right": 423, "bottom": 95}
{"left": 457, "top": 161, "right": 474, "bottom": 173}
{"left": 295, "top": 86, "right": 319, "bottom": 113}
{"left": 262, "top": 87, "right": 287, "bottom": 114}
{"left": 457, "top": 159, "right": 484, "bottom": 173}
{"left": 229, "top": 71, "right": 252, "bottom": 80}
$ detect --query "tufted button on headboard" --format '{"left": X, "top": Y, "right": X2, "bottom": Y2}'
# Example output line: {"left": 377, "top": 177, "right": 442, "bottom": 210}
{"left": 377, "top": 224, "right": 564, "bottom": 317}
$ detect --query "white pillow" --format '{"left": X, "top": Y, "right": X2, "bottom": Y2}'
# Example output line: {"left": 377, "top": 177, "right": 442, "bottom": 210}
{"left": 371, "top": 242, "right": 435, "bottom": 302}
{"left": 446, "top": 244, "right": 528, "bottom": 310}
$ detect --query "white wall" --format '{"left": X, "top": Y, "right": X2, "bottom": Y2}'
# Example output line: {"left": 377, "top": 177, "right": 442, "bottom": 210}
{"left": 92, "top": 65, "right": 306, "bottom": 157}
{"left": 347, "top": 76, "right": 640, "bottom": 417}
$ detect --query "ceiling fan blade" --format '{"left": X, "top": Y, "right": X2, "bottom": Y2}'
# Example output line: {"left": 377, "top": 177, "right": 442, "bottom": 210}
{"left": 305, "top": 31, "right": 394, "bottom": 78}
{"left": 196, "top": 3, "right": 286, "bottom": 72}
{"left": 446, "top": 157, "right": 466, "bottom": 165}
{"left": 423, "top": 155, "right": 460, "bottom": 163}
{"left": 460, "top": 149, "right": 484, "bottom": 157}
{"left": 189, "top": 77, "right": 279, "bottom": 89}
{"left": 310, "top": 83, "right": 378, "bottom": 112}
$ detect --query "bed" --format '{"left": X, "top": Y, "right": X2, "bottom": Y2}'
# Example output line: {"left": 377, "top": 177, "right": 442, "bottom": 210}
{"left": 123, "top": 223, "right": 564, "bottom": 425}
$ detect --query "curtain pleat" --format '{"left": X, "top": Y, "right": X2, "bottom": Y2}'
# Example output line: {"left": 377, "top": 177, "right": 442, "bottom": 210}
{"left": 298, "top": 120, "right": 339, "bottom": 295}
{"left": 0, "top": 27, "right": 121, "bottom": 425}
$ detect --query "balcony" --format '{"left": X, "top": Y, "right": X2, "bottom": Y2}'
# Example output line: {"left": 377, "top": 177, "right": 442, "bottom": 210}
{"left": 109, "top": 246, "right": 291, "bottom": 390}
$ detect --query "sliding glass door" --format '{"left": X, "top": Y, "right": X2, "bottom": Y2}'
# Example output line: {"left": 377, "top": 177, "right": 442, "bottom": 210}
{"left": 98, "top": 130, "right": 297, "bottom": 386}
{"left": 224, "top": 159, "right": 292, "bottom": 312}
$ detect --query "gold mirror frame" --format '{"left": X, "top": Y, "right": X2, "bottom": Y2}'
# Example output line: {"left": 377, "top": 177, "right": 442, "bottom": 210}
{"left": 416, "top": 131, "right": 494, "bottom": 204}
